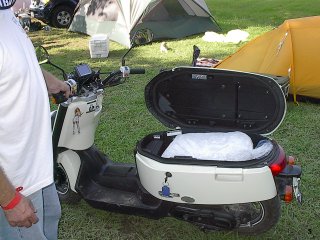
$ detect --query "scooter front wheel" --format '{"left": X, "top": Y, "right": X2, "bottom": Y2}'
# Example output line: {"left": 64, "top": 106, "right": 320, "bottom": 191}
{"left": 55, "top": 163, "right": 81, "bottom": 204}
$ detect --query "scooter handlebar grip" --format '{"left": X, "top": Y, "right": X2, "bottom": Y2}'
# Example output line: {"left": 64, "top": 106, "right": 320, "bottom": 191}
{"left": 51, "top": 92, "right": 67, "bottom": 104}
{"left": 130, "top": 68, "right": 145, "bottom": 74}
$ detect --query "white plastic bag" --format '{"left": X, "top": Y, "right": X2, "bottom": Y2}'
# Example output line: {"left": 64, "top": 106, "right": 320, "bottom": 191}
{"left": 252, "top": 140, "right": 273, "bottom": 159}
{"left": 161, "top": 132, "right": 272, "bottom": 161}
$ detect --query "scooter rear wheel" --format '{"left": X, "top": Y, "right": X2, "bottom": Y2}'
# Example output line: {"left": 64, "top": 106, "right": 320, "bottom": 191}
{"left": 55, "top": 163, "right": 81, "bottom": 204}
{"left": 226, "top": 195, "right": 281, "bottom": 235}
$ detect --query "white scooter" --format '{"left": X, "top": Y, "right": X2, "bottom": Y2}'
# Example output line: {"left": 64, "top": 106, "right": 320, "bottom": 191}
{"left": 37, "top": 29, "right": 302, "bottom": 235}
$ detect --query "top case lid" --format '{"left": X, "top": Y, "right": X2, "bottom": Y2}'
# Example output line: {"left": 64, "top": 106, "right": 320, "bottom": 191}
{"left": 145, "top": 67, "right": 286, "bottom": 135}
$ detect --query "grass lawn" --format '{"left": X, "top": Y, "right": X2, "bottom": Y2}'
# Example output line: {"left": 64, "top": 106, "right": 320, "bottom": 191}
{"left": 29, "top": 0, "right": 320, "bottom": 239}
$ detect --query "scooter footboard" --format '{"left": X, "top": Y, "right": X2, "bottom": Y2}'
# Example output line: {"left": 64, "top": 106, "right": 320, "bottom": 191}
{"left": 136, "top": 153, "right": 277, "bottom": 205}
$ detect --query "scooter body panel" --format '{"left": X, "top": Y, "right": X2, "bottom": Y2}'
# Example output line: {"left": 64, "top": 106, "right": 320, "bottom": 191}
{"left": 136, "top": 152, "right": 277, "bottom": 204}
{"left": 58, "top": 93, "right": 103, "bottom": 150}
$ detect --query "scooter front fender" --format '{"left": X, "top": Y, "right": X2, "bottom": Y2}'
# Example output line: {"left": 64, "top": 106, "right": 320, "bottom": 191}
{"left": 57, "top": 150, "right": 81, "bottom": 192}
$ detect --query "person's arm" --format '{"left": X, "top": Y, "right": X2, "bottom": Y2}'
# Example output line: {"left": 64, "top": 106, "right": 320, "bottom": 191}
{"left": 0, "top": 168, "right": 38, "bottom": 228}
{"left": 42, "top": 69, "right": 71, "bottom": 98}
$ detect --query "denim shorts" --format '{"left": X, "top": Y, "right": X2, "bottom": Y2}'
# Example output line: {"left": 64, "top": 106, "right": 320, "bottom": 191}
{"left": 0, "top": 183, "right": 61, "bottom": 240}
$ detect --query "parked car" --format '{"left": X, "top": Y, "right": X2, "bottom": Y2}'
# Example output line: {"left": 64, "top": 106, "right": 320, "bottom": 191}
{"left": 29, "top": 0, "right": 78, "bottom": 28}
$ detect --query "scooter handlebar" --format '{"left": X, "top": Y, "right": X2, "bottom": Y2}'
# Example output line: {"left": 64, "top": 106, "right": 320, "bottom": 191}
{"left": 51, "top": 92, "right": 67, "bottom": 104}
{"left": 130, "top": 68, "right": 145, "bottom": 74}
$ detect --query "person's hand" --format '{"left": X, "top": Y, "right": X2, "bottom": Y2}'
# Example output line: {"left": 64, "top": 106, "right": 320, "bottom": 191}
{"left": 50, "top": 80, "right": 72, "bottom": 99}
{"left": 4, "top": 195, "right": 39, "bottom": 228}
{"left": 42, "top": 69, "right": 72, "bottom": 99}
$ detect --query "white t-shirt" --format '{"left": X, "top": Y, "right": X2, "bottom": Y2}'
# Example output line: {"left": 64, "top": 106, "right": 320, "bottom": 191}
{"left": 0, "top": 9, "right": 53, "bottom": 196}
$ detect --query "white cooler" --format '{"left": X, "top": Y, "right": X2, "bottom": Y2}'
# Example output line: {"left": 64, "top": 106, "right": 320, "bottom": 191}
{"left": 89, "top": 34, "right": 109, "bottom": 58}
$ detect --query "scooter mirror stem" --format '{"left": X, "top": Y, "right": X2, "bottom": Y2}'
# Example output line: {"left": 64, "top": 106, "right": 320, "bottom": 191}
{"left": 49, "top": 62, "right": 68, "bottom": 81}
{"left": 192, "top": 45, "right": 201, "bottom": 67}
{"left": 121, "top": 45, "right": 135, "bottom": 66}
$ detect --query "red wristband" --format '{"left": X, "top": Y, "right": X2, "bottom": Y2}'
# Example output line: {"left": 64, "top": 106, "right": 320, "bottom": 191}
{"left": 2, "top": 191, "right": 22, "bottom": 210}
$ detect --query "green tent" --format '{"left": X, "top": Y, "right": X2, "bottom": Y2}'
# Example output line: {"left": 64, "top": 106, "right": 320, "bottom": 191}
{"left": 69, "top": 0, "right": 220, "bottom": 48}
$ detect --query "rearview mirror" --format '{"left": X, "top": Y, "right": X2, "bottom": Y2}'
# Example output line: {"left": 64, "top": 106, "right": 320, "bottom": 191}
{"left": 122, "top": 29, "right": 154, "bottom": 66}
{"left": 36, "top": 45, "right": 50, "bottom": 65}
{"left": 35, "top": 45, "right": 68, "bottom": 80}
{"left": 131, "top": 29, "right": 154, "bottom": 46}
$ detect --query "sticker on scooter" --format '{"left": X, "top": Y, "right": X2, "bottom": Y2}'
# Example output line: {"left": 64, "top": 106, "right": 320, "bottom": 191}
{"left": 86, "top": 100, "right": 98, "bottom": 113}
{"left": 158, "top": 172, "right": 180, "bottom": 198}
{"left": 73, "top": 107, "right": 83, "bottom": 134}
{"left": 87, "top": 104, "right": 95, "bottom": 113}
{"left": 161, "top": 184, "right": 171, "bottom": 197}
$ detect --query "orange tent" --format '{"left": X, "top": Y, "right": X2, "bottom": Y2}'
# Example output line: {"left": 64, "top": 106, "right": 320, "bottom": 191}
{"left": 215, "top": 16, "right": 320, "bottom": 101}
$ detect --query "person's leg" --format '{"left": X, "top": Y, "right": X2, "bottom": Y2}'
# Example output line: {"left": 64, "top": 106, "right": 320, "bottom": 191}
{"left": 0, "top": 183, "right": 61, "bottom": 240}
{"left": 0, "top": 189, "right": 46, "bottom": 240}
{"left": 42, "top": 183, "right": 61, "bottom": 240}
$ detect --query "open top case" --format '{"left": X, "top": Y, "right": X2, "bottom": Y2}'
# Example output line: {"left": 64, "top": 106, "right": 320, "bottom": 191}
{"left": 145, "top": 67, "right": 286, "bottom": 134}
{"left": 135, "top": 67, "right": 287, "bottom": 204}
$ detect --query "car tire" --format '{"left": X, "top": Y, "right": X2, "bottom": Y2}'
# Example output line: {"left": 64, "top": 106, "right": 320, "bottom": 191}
{"left": 51, "top": 5, "right": 73, "bottom": 28}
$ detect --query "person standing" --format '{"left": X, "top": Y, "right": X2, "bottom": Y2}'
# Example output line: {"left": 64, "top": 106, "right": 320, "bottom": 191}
{"left": 0, "top": 1, "right": 71, "bottom": 239}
